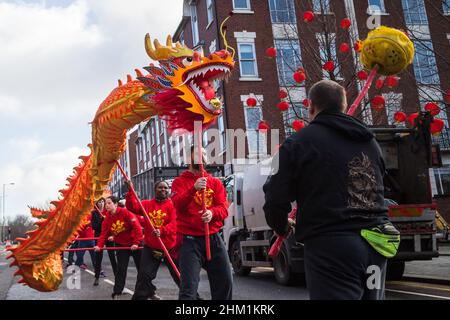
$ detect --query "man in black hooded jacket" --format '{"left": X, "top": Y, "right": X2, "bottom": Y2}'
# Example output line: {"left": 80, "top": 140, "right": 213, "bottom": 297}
{"left": 264, "top": 80, "right": 393, "bottom": 300}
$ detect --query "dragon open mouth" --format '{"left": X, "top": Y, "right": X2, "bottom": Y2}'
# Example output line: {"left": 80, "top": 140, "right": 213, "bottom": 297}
{"left": 183, "top": 64, "right": 232, "bottom": 115}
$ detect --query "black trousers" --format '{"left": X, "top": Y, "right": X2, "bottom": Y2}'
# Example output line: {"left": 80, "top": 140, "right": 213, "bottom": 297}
{"left": 114, "top": 247, "right": 141, "bottom": 295}
{"left": 94, "top": 240, "right": 118, "bottom": 279}
{"left": 178, "top": 233, "right": 233, "bottom": 300}
{"left": 132, "top": 245, "right": 180, "bottom": 300}
{"left": 304, "top": 232, "right": 387, "bottom": 300}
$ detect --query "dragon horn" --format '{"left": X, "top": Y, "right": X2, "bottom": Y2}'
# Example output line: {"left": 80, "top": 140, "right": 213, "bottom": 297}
{"left": 154, "top": 38, "right": 162, "bottom": 49}
{"left": 166, "top": 35, "right": 173, "bottom": 47}
{"left": 145, "top": 33, "right": 157, "bottom": 60}
{"left": 175, "top": 42, "right": 182, "bottom": 49}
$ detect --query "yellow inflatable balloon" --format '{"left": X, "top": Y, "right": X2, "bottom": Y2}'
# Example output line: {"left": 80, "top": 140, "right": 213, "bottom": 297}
{"left": 360, "top": 26, "right": 414, "bottom": 75}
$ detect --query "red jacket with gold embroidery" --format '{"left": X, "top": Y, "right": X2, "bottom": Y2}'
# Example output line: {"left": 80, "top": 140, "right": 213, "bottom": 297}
{"left": 125, "top": 192, "right": 177, "bottom": 250}
{"left": 171, "top": 170, "right": 228, "bottom": 236}
{"left": 97, "top": 207, "right": 143, "bottom": 248}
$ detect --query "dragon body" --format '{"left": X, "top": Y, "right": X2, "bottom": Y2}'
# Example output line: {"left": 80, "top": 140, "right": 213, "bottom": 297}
{"left": 7, "top": 35, "right": 235, "bottom": 292}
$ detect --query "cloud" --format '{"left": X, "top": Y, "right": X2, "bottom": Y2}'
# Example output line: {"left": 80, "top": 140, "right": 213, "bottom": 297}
{"left": 0, "top": 145, "right": 90, "bottom": 220}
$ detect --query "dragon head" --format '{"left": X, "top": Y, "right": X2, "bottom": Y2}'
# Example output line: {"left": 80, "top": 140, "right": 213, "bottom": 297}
{"left": 139, "top": 35, "right": 235, "bottom": 132}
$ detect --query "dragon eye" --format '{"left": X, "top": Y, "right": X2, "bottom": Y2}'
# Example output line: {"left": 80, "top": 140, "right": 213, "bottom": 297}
{"left": 182, "top": 57, "right": 193, "bottom": 66}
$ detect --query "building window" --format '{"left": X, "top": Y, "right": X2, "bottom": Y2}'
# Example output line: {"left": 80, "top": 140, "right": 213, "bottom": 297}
{"left": 233, "top": 0, "right": 250, "bottom": 10}
{"left": 383, "top": 92, "right": 403, "bottom": 126}
{"left": 402, "top": 0, "right": 428, "bottom": 25}
{"left": 162, "top": 145, "right": 168, "bottom": 167}
{"left": 151, "top": 122, "right": 155, "bottom": 146}
{"left": 218, "top": 114, "right": 225, "bottom": 151}
{"left": 316, "top": 33, "right": 341, "bottom": 79}
{"left": 190, "top": 5, "right": 199, "bottom": 45}
{"left": 206, "top": 0, "right": 214, "bottom": 25}
{"left": 444, "top": 0, "right": 450, "bottom": 14}
{"left": 155, "top": 119, "right": 160, "bottom": 145}
{"left": 434, "top": 166, "right": 450, "bottom": 195}
{"left": 413, "top": 40, "right": 440, "bottom": 85}
{"left": 274, "top": 39, "right": 302, "bottom": 86}
{"left": 313, "top": 0, "right": 331, "bottom": 13}
{"left": 244, "top": 106, "right": 265, "bottom": 154}
{"left": 153, "top": 155, "right": 156, "bottom": 168}
{"left": 238, "top": 43, "right": 258, "bottom": 77}
{"left": 284, "top": 103, "right": 309, "bottom": 136}
{"left": 269, "top": 0, "right": 296, "bottom": 23}
{"left": 367, "top": 0, "right": 386, "bottom": 13}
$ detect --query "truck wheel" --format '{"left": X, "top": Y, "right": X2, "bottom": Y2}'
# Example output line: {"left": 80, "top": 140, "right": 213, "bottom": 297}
{"left": 273, "top": 244, "right": 294, "bottom": 286}
{"left": 230, "top": 240, "right": 251, "bottom": 276}
{"left": 386, "top": 261, "right": 405, "bottom": 281}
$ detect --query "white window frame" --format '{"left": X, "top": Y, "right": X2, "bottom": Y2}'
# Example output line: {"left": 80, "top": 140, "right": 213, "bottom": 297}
{"left": 312, "top": 0, "right": 332, "bottom": 14}
{"left": 237, "top": 43, "right": 258, "bottom": 78}
{"left": 206, "top": 0, "right": 214, "bottom": 27}
{"left": 274, "top": 39, "right": 303, "bottom": 86}
{"left": 383, "top": 92, "right": 404, "bottom": 126}
{"left": 402, "top": 0, "right": 428, "bottom": 25}
{"left": 444, "top": 0, "right": 450, "bottom": 15}
{"left": 367, "top": 0, "right": 386, "bottom": 14}
{"left": 269, "top": 0, "right": 298, "bottom": 23}
{"left": 190, "top": 4, "right": 199, "bottom": 46}
{"left": 241, "top": 94, "right": 266, "bottom": 156}
{"left": 233, "top": 0, "right": 252, "bottom": 13}
{"left": 315, "top": 32, "right": 342, "bottom": 79}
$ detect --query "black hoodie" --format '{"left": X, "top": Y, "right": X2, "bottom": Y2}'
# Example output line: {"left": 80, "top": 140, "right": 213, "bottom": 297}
{"left": 263, "top": 110, "right": 389, "bottom": 242}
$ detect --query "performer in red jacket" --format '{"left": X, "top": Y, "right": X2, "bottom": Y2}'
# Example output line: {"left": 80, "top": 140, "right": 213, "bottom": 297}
{"left": 74, "top": 214, "right": 96, "bottom": 270}
{"left": 94, "top": 196, "right": 143, "bottom": 299}
{"left": 171, "top": 146, "right": 232, "bottom": 300}
{"left": 125, "top": 180, "right": 178, "bottom": 300}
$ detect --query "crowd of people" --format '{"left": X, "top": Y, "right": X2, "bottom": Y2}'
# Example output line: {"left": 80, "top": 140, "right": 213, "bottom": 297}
{"left": 64, "top": 145, "right": 232, "bottom": 300}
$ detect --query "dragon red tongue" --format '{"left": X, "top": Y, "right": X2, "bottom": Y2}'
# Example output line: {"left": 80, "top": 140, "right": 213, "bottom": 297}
{"left": 200, "top": 81, "right": 215, "bottom": 100}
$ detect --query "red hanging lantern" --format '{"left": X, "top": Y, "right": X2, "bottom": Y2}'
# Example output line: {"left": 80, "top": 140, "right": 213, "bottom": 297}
{"left": 323, "top": 61, "right": 335, "bottom": 72}
{"left": 354, "top": 40, "right": 363, "bottom": 52}
{"left": 302, "top": 99, "right": 311, "bottom": 108}
{"left": 303, "top": 11, "right": 315, "bottom": 23}
{"left": 425, "top": 102, "right": 440, "bottom": 116}
{"left": 340, "top": 18, "right": 351, "bottom": 30}
{"left": 293, "top": 71, "right": 306, "bottom": 83}
{"left": 430, "top": 118, "right": 445, "bottom": 135}
{"left": 339, "top": 43, "right": 350, "bottom": 54}
{"left": 394, "top": 111, "right": 407, "bottom": 123}
{"left": 445, "top": 90, "right": 450, "bottom": 103}
{"left": 277, "top": 101, "right": 290, "bottom": 112}
{"left": 292, "top": 120, "right": 305, "bottom": 132}
{"left": 279, "top": 89, "right": 288, "bottom": 99}
{"left": 246, "top": 97, "right": 257, "bottom": 107}
{"left": 371, "top": 95, "right": 385, "bottom": 111}
{"left": 258, "top": 120, "right": 270, "bottom": 132}
{"left": 407, "top": 112, "right": 420, "bottom": 127}
{"left": 385, "top": 75, "right": 399, "bottom": 88}
{"left": 357, "top": 70, "right": 368, "bottom": 80}
{"left": 266, "top": 47, "right": 277, "bottom": 58}
{"left": 375, "top": 78, "right": 385, "bottom": 89}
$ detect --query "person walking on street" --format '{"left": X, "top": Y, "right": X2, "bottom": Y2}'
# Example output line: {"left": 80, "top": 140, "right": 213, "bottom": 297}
{"left": 126, "top": 180, "right": 178, "bottom": 300}
{"left": 171, "top": 146, "right": 232, "bottom": 300}
{"left": 91, "top": 198, "right": 117, "bottom": 286}
{"left": 94, "top": 196, "right": 143, "bottom": 299}
{"left": 263, "top": 80, "right": 399, "bottom": 300}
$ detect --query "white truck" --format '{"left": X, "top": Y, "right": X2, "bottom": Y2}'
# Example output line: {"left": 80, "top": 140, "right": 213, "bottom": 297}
{"left": 222, "top": 115, "right": 440, "bottom": 285}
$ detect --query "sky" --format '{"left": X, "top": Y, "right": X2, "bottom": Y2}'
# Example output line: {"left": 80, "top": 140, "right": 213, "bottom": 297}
{"left": 0, "top": 0, "right": 184, "bottom": 221}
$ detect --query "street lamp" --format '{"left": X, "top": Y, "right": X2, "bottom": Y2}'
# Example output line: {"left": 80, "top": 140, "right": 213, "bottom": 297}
{"left": 2, "top": 182, "right": 15, "bottom": 243}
